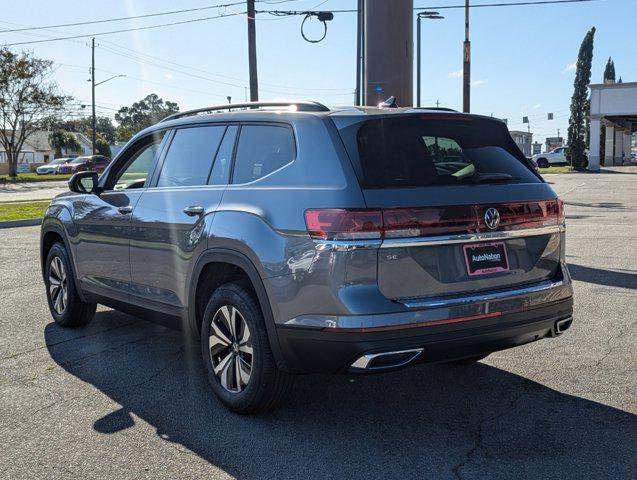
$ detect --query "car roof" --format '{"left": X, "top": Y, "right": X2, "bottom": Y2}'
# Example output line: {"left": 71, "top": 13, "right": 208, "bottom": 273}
{"left": 132, "top": 102, "right": 505, "bottom": 143}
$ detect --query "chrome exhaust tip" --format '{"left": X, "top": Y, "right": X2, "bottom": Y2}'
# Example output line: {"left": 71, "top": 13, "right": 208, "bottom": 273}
{"left": 555, "top": 317, "right": 573, "bottom": 335}
{"left": 350, "top": 348, "right": 423, "bottom": 371}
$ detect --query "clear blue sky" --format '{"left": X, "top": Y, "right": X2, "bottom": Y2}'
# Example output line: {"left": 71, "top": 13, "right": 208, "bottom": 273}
{"left": 2, "top": 0, "right": 635, "bottom": 145}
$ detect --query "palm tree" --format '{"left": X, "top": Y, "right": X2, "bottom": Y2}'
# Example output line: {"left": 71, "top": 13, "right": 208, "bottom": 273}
{"left": 48, "top": 131, "right": 81, "bottom": 158}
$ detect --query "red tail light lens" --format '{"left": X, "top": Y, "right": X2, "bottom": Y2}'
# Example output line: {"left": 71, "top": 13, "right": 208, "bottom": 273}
{"left": 305, "top": 199, "right": 564, "bottom": 241}
{"left": 382, "top": 206, "right": 477, "bottom": 238}
{"left": 304, "top": 209, "right": 383, "bottom": 240}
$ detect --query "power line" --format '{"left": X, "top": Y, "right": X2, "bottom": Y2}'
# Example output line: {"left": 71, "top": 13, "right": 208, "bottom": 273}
{"left": 260, "top": 0, "right": 604, "bottom": 14}
{"left": 0, "top": 1, "right": 293, "bottom": 34}
{"left": 3, "top": 11, "right": 243, "bottom": 46}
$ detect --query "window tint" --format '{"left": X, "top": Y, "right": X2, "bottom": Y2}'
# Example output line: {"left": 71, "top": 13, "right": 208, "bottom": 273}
{"left": 113, "top": 135, "right": 165, "bottom": 190}
{"left": 345, "top": 116, "right": 539, "bottom": 188}
{"left": 157, "top": 126, "right": 225, "bottom": 188}
{"left": 209, "top": 125, "right": 237, "bottom": 185}
{"left": 232, "top": 125, "right": 294, "bottom": 184}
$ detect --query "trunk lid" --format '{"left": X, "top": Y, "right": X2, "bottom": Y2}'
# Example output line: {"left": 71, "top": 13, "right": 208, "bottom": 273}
{"left": 333, "top": 112, "right": 564, "bottom": 300}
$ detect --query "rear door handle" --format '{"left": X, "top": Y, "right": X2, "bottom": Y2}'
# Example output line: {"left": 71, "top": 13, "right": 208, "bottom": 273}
{"left": 118, "top": 205, "right": 134, "bottom": 215}
{"left": 183, "top": 205, "right": 205, "bottom": 217}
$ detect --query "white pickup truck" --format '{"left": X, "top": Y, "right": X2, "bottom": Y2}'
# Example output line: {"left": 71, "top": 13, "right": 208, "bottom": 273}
{"left": 532, "top": 147, "right": 568, "bottom": 168}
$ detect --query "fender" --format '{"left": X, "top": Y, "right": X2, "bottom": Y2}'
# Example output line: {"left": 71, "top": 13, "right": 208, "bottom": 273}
{"left": 40, "top": 220, "right": 88, "bottom": 303}
{"left": 188, "top": 248, "right": 288, "bottom": 371}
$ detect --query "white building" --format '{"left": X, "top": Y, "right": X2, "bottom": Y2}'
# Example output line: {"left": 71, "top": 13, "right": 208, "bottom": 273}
{"left": 0, "top": 131, "right": 92, "bottom": 175}
{"left": 589, "top": 81, "right": 637, "bottom": 170}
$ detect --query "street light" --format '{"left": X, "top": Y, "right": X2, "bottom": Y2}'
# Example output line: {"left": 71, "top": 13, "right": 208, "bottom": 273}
{"left": 416, "top": 11, "right": 444, "bottom": 108}
{"left": 94, "top": 74, "right": 126, "bottom": 87}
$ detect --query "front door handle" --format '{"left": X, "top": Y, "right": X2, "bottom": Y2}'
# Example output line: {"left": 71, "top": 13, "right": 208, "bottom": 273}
{"left": 183, "top": 205, "right": 205, "bottom": 217}
{"left": 118, "top": 205, "right": 134, "bottom": 215}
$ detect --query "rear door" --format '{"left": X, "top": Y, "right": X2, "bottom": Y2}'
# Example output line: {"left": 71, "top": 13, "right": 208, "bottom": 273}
{"left": 335, "top": 114, "right": 564, "bottom": 301}
{"left": 129, "top": 124, "right": 235, "bottom": 311}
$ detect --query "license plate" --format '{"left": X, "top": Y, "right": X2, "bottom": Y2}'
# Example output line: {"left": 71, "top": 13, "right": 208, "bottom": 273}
{"left": 463, "top": 241, "right": 509, "bottom": 276}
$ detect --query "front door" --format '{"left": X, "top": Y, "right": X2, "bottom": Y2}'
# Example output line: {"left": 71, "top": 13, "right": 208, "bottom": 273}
{"left": 130, "top": 124, "right": 236, "bottom": 314}
{"left": 73, "top": 133, "right": 168, "bottom": 301}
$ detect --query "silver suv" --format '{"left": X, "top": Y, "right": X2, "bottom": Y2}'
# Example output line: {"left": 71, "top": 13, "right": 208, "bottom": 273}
{"left": 40, "top": 101, "right": 573, "bottom": 413}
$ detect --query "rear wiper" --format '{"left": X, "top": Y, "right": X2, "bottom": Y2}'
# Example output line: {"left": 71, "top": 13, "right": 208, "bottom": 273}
{"left": 470, "top": 172, "right": 520, "bottom": 184}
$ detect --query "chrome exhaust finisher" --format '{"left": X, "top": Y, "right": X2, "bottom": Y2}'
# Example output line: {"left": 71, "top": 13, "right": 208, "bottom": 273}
{"left": 350, "top": 348, "right": 423, "bottom": 371}
{"left": 555, "top": 317, "right": 573, "bottom": 334}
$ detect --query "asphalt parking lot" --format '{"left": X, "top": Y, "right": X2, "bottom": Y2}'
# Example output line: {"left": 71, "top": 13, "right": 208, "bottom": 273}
{"left": 0, "top": 168, "right": 635, "bottom": 479}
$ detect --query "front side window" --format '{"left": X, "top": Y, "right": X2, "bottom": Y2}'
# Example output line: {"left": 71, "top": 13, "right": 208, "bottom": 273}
{"left": 111, "top": 133, "right": 166, "bottom": 190}
{"left": 232, "top": 125, "right": 295, "bottom": 184}
{"left": 156, "top": 125, "right": 225, "bottom": 188}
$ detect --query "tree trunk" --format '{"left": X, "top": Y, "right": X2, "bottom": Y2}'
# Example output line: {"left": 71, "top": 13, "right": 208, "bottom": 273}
{"left": 7, "top": 148, "right": 18, "bottom": 178}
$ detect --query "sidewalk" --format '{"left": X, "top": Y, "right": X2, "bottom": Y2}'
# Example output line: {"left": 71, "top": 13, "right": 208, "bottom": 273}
{"left": 0, "top": 180, "right": 68, "bottom": 202}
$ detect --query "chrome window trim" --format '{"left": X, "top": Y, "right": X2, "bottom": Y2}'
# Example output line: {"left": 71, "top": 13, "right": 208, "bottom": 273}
{"left": 313, "top": 224, "right": 564, "bottom": 252}
{"left": 399, "top": 279, "right": 565, "bottom": 309}
{"left": 380, "top": 224, "right": 565, "bottom": 248}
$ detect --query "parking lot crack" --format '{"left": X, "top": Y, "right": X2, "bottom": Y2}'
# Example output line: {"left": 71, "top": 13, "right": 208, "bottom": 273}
{"left": 451, "top": 379, "right": 532, "bottom": 479}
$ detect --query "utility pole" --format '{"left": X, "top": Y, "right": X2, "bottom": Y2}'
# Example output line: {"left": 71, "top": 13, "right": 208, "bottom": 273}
{"left": 247, "top": 0, "right": 259, "bottom": 102}
{"left": 91, "top": 37, "right": 96, "bottom": 154}
{"left": 463, "top": 0, "right": 470, "bottom": 113}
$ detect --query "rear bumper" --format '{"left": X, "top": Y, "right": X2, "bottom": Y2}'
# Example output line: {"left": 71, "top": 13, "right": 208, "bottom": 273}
{"left": 276, "top": 296, "right": 573, "bottom": 373}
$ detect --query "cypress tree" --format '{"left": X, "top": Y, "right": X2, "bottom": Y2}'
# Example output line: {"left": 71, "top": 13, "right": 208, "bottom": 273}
{"left": 603, "top": 57, "right": 616, "bottom": 83}
{"left": 566, "top": 27, "right": 595, "bottom": 171}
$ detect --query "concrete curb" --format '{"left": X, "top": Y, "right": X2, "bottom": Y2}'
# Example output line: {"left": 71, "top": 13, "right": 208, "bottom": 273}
{"left": 0, "top": 218, "right": 43, "bottom": 229}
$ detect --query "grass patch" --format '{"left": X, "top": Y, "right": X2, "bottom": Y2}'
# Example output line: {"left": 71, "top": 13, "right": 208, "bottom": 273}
{"left": 0, "top": 173, "right": 71, "bottom": 183}
{"left": 539, "top": 166, "right": 574, "bottom": 174}
{"left": 0, "top": 200, "right": 50, "bottom": 221}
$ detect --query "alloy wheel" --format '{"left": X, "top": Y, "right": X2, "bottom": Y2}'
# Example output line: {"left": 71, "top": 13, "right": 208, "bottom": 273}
{"left": 208, "top": 305, "right": 253, "bottom": 393}
{"left": 49, "top": 256, "right": 68, "bottom": 315}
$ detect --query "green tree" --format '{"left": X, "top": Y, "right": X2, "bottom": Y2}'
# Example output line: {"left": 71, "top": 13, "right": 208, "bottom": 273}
{"left": 95, "top": 133, "right": 111, "bottom": 158}
{"left": 48, "top": 130, "right": 82, "bottom": 157}
{"left": 53, "top": 116, "right": 117, "bottom": 143}
{"left": 603, "top": 57, "right": 616, "bottom": 83}
{"left": 0, "top": 48, "right": 68, "bottom": 177}
{"left": 114, "top": 93, "right": 179, "bottom": 141}
{"left": 566, "top": 27, "right": 595, "bottom": 171}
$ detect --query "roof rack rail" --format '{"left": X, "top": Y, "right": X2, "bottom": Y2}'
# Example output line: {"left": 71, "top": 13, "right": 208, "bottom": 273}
{"left": 159, "top": 100, "right": 330, "bottom": 123}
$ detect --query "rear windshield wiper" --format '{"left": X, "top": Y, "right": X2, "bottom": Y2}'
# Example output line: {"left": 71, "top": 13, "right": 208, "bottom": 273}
{"left": 470, "top": 172, "right": 520, "bottom": 184}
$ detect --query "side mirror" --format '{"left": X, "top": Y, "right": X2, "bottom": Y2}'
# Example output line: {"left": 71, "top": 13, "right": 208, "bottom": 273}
{"left": 69, "top": 171, "right": 99, "bottom": 194}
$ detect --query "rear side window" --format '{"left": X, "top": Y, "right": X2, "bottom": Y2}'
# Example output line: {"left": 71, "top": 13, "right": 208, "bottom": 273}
{"left": 232, "top": 125, "right": 295, "bottom": 184}
{"left": 345, "top": 116, "right": 539, "bottom": 188}
{"left": 157, "top": 125, "right": 225, "bottom": 188}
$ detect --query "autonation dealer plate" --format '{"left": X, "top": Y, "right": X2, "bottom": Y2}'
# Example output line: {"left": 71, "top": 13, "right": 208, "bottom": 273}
{"left": 463, "top": 241, "right": 509, "bottom": 276}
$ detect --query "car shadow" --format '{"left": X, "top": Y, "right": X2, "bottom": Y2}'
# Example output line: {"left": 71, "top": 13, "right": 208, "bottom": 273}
{"left": 568, "top": 263, "right": 637, "bottom": 290}
{"left": 44, "top": 312, "right": 636, "bottom": 479}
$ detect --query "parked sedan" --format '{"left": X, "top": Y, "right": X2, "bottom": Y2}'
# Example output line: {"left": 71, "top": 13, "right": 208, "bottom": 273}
{"left": 57, "top": 155, "right": 110, "bottom": 174}
{"left": 36, "top": 157, "right": 73, "bottom": 175}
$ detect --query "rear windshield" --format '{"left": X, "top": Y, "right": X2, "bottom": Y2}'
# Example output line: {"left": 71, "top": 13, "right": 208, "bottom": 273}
{"left": 338, "top": 115, "right": 540, "bottom": 188}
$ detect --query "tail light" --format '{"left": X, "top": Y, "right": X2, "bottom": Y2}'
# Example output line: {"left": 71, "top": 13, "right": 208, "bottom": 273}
{"left": 305, "top": 199, "right": 564, "bottom": 241}
{"left": 304, "top": 209, "right": 382, "bottom": 240}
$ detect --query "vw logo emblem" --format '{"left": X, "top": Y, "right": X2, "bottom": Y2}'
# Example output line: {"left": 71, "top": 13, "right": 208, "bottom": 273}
{"left": 484, "top": 208, "right": 501, "bottom": 230}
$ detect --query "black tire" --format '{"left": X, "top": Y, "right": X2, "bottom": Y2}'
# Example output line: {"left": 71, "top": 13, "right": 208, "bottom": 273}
{"left": 200, "top": 283, "right": 294, "bottom": 414}
{"left": 449, "top": 353, "right": 490, "bottom": 365}
{"left": 44, "top": 242, "right": 96, "bottom": 327}
{"left": 537, "top": 158, "right": 549, "bottom": 169}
